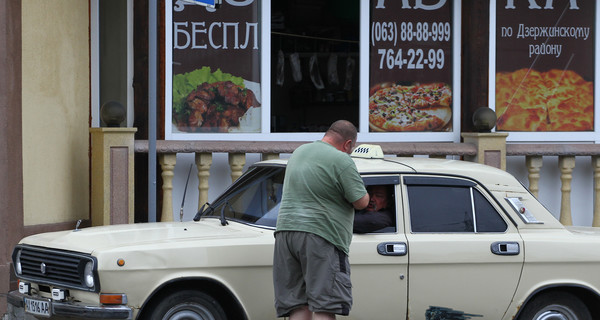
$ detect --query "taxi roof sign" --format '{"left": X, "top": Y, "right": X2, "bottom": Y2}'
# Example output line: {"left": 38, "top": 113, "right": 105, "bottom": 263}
{"left": 351, "top": 144, "right": 384, "bottom": 159}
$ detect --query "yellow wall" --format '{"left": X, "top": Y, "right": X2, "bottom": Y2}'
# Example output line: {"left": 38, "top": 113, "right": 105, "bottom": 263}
{"left": 21, "top": 0, "right": 90, "bottom": 226}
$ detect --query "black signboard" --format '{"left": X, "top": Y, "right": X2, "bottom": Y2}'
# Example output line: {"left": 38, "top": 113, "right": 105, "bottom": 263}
{"left": 369, "top": 0, "right": 453, "bottom": 132}
{"left": 171, "top": 0, "right": 261, "bottom": 133}
{"left": 495, "top": 0, "right": 595, "bottom": 132}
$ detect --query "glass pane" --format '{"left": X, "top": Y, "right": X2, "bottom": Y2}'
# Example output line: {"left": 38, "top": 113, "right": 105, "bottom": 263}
{"left": 474, "top": 189, "right": 507, "bottom": 232}
{"left": 495, "top": 1, "right": 595, "bottom": 132}
{"left": 408, "top": 185, "right": 473, "bottom": 232}
{"left": 369, "top": 0, "right": 454, "bottom": 132}
{"left": 171, "top": 2, "right": 262, "bottom": 133}
{"left": 209, "top": 167, "right": 285, "bottom": 227}
{"left": 271, "top": 0, "right": 360, "bottom": 132}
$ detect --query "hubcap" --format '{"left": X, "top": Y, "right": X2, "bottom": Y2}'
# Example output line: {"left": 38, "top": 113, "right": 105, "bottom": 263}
{"left": 163, "top": 303, "right": 215, "bottom": 320}
{"left": 534, "top": 304, "right": 578, "bottom": 320}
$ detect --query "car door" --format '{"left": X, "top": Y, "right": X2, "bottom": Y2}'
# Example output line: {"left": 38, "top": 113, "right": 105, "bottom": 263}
{"left": 402, "top": 175, "right": 524, "bottom": 319}
{"left": 348, "top": 175, "right": 409, "bottom": 319}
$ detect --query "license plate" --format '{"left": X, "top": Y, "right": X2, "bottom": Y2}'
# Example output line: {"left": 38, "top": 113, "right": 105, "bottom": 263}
{"left": 24, "top": 297, "right": 51, "bottom": 317}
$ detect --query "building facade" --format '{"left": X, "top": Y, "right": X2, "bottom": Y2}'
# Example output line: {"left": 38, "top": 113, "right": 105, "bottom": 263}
{"left": 2, "top": 0, "right": 599, "bottom": 316}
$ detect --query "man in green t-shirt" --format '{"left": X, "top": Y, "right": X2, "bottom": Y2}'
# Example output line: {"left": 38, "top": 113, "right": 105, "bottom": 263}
{"left": 273, "top": 120, "right": 369, "bottom": 320}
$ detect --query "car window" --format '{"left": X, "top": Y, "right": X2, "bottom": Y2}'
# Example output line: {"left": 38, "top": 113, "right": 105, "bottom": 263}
{"left": 353, "top": 182, "right": 397, "bottom": 233}
{"left": 406, "top": 176, "right": 507, "bottom": 233}
{"left": 207, "top": 166, "right": 285, "bottom": 227}
{"left": 473, "top": 189, "right": 507, "bottom": 232}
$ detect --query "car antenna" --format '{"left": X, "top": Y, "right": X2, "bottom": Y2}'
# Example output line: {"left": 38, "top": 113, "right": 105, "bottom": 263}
{"left": 180, "top": 164, "right": 193, "bottom": 222}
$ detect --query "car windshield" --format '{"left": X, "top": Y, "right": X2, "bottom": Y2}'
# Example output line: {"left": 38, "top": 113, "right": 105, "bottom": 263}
{"left": 204, "top": 166, "right": 286, "bottom": 228}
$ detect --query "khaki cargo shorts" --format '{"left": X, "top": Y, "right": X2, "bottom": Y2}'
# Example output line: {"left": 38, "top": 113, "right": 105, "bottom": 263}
{"left": 273, "top": 231, "right": 352, "bottom": 317}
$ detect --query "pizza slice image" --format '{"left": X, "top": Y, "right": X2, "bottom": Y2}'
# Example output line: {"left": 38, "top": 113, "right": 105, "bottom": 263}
{"left": 369, "top": 82, "right": 452, "bottom": 132}
{"left": 496, "top": 68, "right": 594, "bottom": 132}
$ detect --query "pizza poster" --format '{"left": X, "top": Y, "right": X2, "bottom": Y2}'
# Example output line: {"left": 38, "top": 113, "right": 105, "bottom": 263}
{"left": 171, "top": 0, "right": 261, "bottom": 134}
{"left": 496, "top": 0, "right": 595, "bottom": 132}
{"left": 369, "top": 0, "right": 453, "bottom": 132}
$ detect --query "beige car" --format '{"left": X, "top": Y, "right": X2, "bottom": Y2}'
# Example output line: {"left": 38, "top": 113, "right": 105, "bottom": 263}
{"left": 9, "top": 145, "right": 600, "bottom": 320}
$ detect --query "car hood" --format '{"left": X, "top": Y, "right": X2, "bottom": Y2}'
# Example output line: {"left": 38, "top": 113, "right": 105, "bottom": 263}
{"left": 18, "top": 218, "right": 269, "bottom": 254}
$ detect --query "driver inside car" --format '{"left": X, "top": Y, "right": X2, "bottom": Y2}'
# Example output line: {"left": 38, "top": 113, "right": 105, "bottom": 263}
{"left": 353, "top": 185, "right": 394, "bottom": 233}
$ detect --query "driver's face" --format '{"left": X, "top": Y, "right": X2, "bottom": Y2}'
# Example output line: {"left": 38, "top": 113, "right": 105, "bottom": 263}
{"left": 367, "top": 185, "right": 389, "bottom": 211}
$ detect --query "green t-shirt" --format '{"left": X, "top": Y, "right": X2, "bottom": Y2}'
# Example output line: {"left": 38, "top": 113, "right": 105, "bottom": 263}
{"left": 276, "top": 140, "right": 367, "bottom": 254}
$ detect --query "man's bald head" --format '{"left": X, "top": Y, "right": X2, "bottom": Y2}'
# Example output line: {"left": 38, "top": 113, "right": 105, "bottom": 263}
{"left": 322, "top": 120, "right": 358, "bottom": 154}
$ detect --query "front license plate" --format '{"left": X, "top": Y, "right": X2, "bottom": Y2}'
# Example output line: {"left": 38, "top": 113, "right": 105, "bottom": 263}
{"left": 24, "top": 297, "right": 51, "bottom": 317}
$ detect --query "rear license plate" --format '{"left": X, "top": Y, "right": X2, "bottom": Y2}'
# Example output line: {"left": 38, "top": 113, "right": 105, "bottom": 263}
{"left": 24, "top": 297, "right": 51, "bottom": 317}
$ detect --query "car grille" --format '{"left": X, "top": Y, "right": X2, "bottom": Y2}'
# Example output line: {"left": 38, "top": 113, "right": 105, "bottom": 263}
{"left": 13, "top": 245, "right": 98, "bottom": 292}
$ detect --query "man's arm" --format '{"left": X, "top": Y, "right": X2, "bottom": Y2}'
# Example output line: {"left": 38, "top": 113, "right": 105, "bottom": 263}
{"left": 352, "top": 193, "right": 369, "bottom": 210}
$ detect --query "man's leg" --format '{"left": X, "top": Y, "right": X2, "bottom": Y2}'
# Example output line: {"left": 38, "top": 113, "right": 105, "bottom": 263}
{"left": 290, "top": 305, "right": 312, "bottom": 320}
{"left": 314, "top": 312, "right": 336, "bottom": 320}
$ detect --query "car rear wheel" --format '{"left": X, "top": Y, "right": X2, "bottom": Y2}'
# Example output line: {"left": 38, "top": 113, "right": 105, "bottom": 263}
{"left": 149, "top": 290, "right": 227, "bottom": 320}
{"left": 518, "top": 292, "right": 591, "bottom": 320}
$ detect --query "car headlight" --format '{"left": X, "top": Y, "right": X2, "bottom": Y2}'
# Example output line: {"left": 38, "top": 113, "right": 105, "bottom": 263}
{"left": 83, "top": 261, "right": 95, "bottom": 288}
{"left": 15, "top": 250, "right": 22, "bottom": 275}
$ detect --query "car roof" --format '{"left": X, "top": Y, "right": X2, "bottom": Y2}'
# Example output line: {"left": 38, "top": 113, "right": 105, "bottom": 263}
{"left": 256, "top": 157, "right": 521, "bottom": 188}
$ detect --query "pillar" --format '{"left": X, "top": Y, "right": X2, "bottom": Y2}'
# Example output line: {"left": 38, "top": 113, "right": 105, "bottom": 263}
{"left": 461, "top": 132, "right": 509, "bottom": 170}
{"left": 90, "top": 128, "right": 137, "bottom": 226}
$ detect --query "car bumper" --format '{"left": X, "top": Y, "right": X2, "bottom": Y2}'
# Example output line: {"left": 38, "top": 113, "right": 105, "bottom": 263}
{"left": 8, "top": 290, "right": 133, "bottom": 319}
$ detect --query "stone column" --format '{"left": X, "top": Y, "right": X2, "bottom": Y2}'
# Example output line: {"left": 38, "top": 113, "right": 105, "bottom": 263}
{"left": 593, "top": 156, "right": 600, "bottom": 227}
{"left": 526, "top": 156, "right": 543, "bottom": 198}
{"left": 90, "top": 128, "right": 137, "bottom": 226}
{"left": 159, "top": 154, "right": 177, "bottom": 222}
{"left": 229, "top": 153, "right": 246, "bottom": 183}
{"left": 195, "top": 152, "right": 213, "bottom": 209}
{"left": 461, "top": 132, "right": 509, "bottom": 170}
{"left": 262, "top": 153, "right": 280, "bottom": 161}
{"left": 558, "top": 156, "right": 576, "bottom": 226}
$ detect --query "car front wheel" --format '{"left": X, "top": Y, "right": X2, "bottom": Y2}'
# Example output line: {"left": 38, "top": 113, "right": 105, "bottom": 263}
{"left": 518, "top": 292, "right": 591, "bottom": 320}
{"left": 149, "top": 290, "right": 227, "bottom": 320}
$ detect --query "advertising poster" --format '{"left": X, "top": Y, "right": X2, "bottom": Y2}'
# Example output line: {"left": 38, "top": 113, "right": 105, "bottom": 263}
{"left": 496, "top": 0, "right": 595, "bottom": 132}
{"left": 171, "top": 0, "right": 261, "bottom": 133}
{"left": 369, "top": 0, "right": 453, "bottom": 132}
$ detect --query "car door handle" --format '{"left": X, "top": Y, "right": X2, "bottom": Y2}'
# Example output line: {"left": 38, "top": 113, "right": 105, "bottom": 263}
{"left": 491, "top": 242, "right": 520, "bottom": 255}
{"left": 377, "top": 242, "right": 407, "bottom": 256}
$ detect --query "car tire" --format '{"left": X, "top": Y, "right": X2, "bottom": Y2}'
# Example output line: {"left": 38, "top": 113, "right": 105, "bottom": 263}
{"left": 518, "top": 291, "right": 591, "bottom": 320}
{"left": 149, "top": 290, "right": 227, "bottom": 320}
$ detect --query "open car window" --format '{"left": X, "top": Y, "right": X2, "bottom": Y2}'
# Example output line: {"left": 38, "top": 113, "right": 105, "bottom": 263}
{"left": 353, "top": 176, "right": 399, "bottom": 234}
{"left": 206, "top": 166, "right": 286, "bottom": 228}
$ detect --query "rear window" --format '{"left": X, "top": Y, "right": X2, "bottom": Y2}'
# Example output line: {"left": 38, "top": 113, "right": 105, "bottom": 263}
{"left": 406, "top": 176, "right": 507, "bottom": 233}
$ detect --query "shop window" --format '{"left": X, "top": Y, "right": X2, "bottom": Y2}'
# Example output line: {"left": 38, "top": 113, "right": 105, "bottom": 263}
{"left": 270, "top": 0, "right": 360, "bottom": 132}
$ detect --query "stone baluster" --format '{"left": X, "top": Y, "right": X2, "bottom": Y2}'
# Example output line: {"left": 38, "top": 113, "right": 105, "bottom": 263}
{"left": 558, "top": 156, "right": 576, "bottom": 226}
{"left": 159, "top": 154, "right": 177, "bottom": 222}
{"left": 195, "top": 152, "right": 213, "bottom": 209}
{"left": 229, "top": 153, "right": 246, "bottom": 184}
{"left": 593, "top": 156, "right": 600, "bottom": 227}
{"left": 525, "top": 156, "right": 543, "bottom": 198}
{"left": 262, "top": 153, "right": 280, "bottom": 161}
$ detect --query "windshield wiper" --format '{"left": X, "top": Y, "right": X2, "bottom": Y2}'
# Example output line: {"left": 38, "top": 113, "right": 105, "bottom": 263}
{"left": 193, "top": 202, "right": 213, "bottom": 221}
{"left": 220, "top": 202, "right": 235, "bottom": 226}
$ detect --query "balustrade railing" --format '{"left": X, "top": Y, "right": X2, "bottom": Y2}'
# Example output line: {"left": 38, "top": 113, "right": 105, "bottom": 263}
{"left": 94, "top": 133, "right": 600, "bottom": 227}
{"left": 133, "top": 140, "right": 477, "bottom": 222}
{"left": 506, "top": 144, "right": 600, "bottom": 227}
